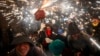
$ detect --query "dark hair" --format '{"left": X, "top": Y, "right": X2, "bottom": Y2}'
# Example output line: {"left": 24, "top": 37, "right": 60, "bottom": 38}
{"left": 68, "top": 22, "right": 80, "bottom": 35}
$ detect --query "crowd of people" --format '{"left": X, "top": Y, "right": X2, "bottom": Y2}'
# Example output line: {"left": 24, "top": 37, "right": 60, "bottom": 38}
{"left": 0, "top": 16, "right": 100, "bottom": 56}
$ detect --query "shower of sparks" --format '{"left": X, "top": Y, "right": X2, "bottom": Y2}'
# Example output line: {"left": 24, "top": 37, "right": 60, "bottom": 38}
{"left": 0, "top": 0, "right": 100, "bottom": 34}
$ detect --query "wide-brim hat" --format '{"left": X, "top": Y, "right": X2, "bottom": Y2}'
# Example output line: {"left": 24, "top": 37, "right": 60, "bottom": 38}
{"left": 11, "top": 35, "right": 34, "bottom": 46}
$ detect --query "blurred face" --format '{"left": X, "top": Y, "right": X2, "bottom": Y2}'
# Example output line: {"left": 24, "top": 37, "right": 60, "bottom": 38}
{"left": 72, "top": 33, "right": 80, "bottom": 40}
{"left": 16, "top": 42, "right": 30, "bottom": 56}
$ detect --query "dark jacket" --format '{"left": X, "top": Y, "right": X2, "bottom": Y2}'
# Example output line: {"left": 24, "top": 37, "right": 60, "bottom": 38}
{"left": 8, "top": 33, "right": 46, "bottom": 56}
{"left": 8, "top": 46, "right": 46, "bottom": 56}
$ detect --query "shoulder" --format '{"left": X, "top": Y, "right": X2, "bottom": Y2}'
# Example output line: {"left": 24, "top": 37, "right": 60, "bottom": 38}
{"left": 8, "top": 49, "right": 17, "bottom": 56}
{"left": 31, "top": 46, "right": 46, "bottom": 56}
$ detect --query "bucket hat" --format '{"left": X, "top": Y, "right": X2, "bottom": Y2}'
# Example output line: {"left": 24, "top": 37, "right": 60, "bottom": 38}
{"left": 11, "top": 33, "right": 34, "bottom": 46}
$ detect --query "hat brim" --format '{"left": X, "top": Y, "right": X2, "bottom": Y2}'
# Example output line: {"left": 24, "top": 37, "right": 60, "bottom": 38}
{"left": 11, "top": 36, "right": 34, "bottom": 46}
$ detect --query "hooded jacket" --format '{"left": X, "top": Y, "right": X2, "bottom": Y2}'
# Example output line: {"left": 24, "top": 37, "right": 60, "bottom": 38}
{"left": 8, "top": 34, "right": 46, "bottom": 56}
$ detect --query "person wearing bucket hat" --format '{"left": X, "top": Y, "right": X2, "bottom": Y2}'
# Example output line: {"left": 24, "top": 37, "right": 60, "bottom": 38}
{"left": 8, "top": 33, "right": 46, "bottom": 56}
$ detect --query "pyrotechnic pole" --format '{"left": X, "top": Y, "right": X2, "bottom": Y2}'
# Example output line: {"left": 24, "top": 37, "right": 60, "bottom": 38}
{"left": 81, "top": 31, "right": 100, "bottom": 50}
{"left": 74, "top": 17, "right": 100, "bottom": 50}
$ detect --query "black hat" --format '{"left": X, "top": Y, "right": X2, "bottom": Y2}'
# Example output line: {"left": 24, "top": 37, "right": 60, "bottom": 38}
{"left": 11, "top": 33, "right": 34, "bottom": 46}
{"left": 91, "top": 15, "right": 99, "bottom": 19}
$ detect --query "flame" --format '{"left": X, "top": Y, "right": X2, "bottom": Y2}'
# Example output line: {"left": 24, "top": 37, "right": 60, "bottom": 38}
{"left": 41, "top": 0, "right": 49, "bottom": 9}
{"left": 41, "top": 0, "right": 57, "bottom": 9}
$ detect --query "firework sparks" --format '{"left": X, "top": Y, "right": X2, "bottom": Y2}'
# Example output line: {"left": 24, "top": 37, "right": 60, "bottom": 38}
{"left": 0, "top": 0, "right": 99, "bottom": 33}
